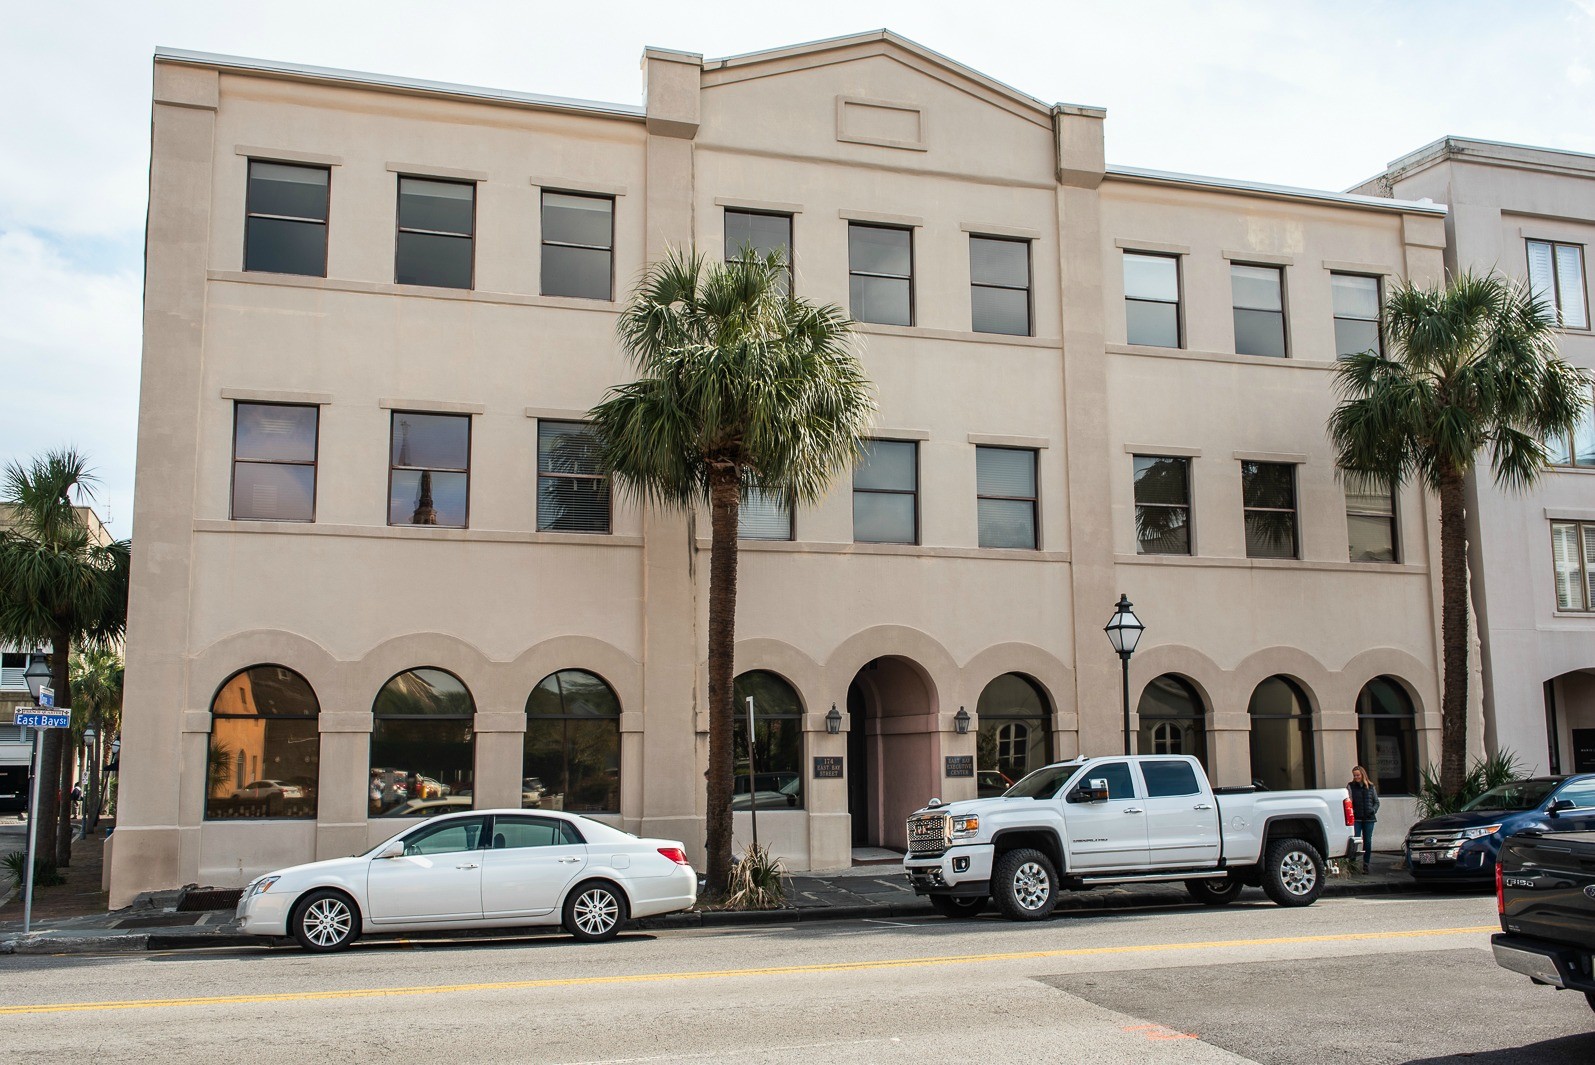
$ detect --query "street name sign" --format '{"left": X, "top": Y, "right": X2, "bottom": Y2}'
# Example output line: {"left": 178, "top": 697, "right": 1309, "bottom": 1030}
{"left": 16, "top": 710, "right": 69, "bottom": 728}
{"left": 38, "top": 686, "right": 54, "bottom": 708}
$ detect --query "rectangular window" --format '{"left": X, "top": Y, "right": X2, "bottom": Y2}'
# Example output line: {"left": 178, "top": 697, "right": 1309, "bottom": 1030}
{"left": 244, "top": 161, "right": 329, "bottom": 276}
{"left": 1345, "top": 472, "right": 1397, "bottom": 563}
{"left": 976, "top": 446, "right": 1037, "bottom": 549}
{"left": 1332, "top": 273, "right": 1382, "bottom": 358}
{"left": 853, "top": 439, "right": 917, "bottom": 544}
{"left": 1551, "top": 521, "right": 1595, "bottom": 611}
{"left": 738, "top": 485, "right": 792, "bottom": 541}
{"left": 396, "top": 177, "right": 474, "bottom": 289}
{"left": 231, "top": 402, "right": 318, "bottom": 522}
{"left": 542, "top": 192, "right": 614, "bottom": 300}
{"left": 725, "top": 209, "right": 793, "bottom": 294}
{"left": 1232, "top": 263, "right": 1287, "bottom": 357}
{"left": 1548, "top": 386, "right": 1595, "bottom": 468}
{"left": 969, "top": 236, "right": 1032, "bottom": 336}
{"left": 537, "top": 421, "right": 610, "bottom": 533}
{"left": 1241, "top": 461, "right": 1298, "bottom": 559}
{"left": 1124, "top": 252, "right": 1181, "bottom": 347}
{"left": 1528, "top": 239, "right": 1589, "bottom": 329}
{"left": 1132, "top": 455, "right": 1191, "bottom": 555}
{"left": 849, "top": 223, "right": 913, "bottom": 326}
{"left": 389, "top": 412, "right": 470, "bottom": 527}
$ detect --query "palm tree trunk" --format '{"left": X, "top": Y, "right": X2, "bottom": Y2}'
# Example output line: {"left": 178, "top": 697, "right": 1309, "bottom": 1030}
{"left": 1437, "top": 470, "right": 1470, "bottom": 800}
{"left": 52, "top": 638, "right": 76, "bottom": 867}
{"left": 704, "top": 464, "right": 741, "bottom": 897}
{"left": 86, "top": 712, "right": 102, "bottom": 832}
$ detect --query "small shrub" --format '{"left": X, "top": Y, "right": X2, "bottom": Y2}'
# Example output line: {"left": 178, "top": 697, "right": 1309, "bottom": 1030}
{"left": 2, "top": 850, "right": 63, "bottom": 890}
{"left": 723, "top": 843, "right": 788, "bottom": 910}
{"left": 1415, "top": 749, "right": 1524, "bottom": 819}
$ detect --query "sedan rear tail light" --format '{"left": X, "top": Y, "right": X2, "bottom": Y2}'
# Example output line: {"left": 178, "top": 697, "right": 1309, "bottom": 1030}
{"left": 1343, "top": 797, "right": 1355, "bottom": 827}
{"left": 658, "top": 847, "right": 690, "bottom": 865}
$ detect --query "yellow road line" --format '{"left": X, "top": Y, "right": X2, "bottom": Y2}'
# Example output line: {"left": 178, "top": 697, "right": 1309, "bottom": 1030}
{"left": 2, "top": 924, "right": 1495, "bottom": 1016}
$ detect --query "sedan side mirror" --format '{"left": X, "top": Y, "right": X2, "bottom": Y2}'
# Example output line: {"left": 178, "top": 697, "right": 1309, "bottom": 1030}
{"left": 377, "top": 842, "right": 405, "bottom": 859}
{"left": 1548, "top": 798, "right": 1575, "bottom": 818}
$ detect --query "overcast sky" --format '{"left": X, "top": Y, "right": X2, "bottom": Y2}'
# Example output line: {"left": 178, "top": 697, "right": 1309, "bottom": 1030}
{"left": 3, "top": 0, "right": 1591, "bottom": 537}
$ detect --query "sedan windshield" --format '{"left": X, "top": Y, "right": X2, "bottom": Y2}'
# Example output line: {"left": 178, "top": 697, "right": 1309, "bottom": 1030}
{"left": 1460, "top": 780, "right": 1559, "bottom": 812}
{"left": 1005, "top": 764, "right": 1080, "bottom": 800}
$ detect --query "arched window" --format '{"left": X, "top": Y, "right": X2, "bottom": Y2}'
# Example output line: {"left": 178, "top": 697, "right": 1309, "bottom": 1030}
{"left": 1248, "top": 676, "right": 1316, "bottom": 790}
{"left": 206, "top": 665, "right": 319, "bottom": 820}
{"left": 1137, "top": 673, "right": 1208, "bottom": 767}
{"left": 732, "top": 671, "right": 804, "bottom": 811}
{"left": 526, "top": 669, "right": 621, "bottom": 814}
{"left": 976, "top": 674, "right": 1052, "bottom": 794}
{"left": 370, "top": 668, "right": 474, "bottom": 817}
{"left": 1356, "top": 677, "right": 1418, "bottom": 794}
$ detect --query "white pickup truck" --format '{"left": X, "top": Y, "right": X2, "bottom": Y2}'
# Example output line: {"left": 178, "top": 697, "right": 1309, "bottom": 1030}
{"left": 904, "top": 754, "right": 1355, "bottom": 920}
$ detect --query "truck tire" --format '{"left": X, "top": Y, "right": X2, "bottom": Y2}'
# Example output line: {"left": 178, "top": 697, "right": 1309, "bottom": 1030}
{"left": 1261, "top": 837, "right": 1325, "bottom": 907}
{"left": 992, "top": 848, "right": 1059, "bottom": 920}
{"left": 1585, "top": 991, "right": 1595, "bottom": 1015}
{"left": 1185, "top": 877, "right": 1244, "bottom": 906}
{"left": 929, "top": 894, "right": 987, "bottom": 919}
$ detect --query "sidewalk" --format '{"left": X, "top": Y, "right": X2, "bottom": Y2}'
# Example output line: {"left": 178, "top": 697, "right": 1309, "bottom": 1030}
{"left": 1, "top": 849, "right": 1447, "bottom": 955}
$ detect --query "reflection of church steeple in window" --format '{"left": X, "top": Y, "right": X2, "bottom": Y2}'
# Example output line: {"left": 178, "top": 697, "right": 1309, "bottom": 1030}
{"left": 398, "top": 418, "right": 438, "bottom": 525}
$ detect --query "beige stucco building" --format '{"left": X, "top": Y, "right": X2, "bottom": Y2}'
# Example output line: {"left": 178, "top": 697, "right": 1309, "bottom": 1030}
{"left": 111, "top": 31, "right": 1460, "bottom": 904}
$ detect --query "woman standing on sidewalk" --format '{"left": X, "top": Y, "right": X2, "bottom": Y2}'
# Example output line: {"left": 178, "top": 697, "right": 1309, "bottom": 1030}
{"left": 1348, "top": 765, "right": 1379, "bottom": 873}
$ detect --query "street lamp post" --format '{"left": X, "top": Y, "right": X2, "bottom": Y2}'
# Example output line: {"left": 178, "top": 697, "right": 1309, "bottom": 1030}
{"left": 1103, "top": 595, "right": 1145, "bottom": 756}
{"left": 22, "top": 654, "right": 53, "bottom": 934}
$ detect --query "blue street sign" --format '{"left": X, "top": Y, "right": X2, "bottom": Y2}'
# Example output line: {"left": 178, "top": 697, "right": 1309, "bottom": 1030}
{"left": 38, "top": 686, "right": 54, "bottom": 708}
{"left": 16, "top": 710, "right": 69, "bottom": 729}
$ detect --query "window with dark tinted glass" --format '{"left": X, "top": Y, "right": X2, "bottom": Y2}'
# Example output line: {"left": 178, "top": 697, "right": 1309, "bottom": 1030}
{"left": 849, "top": 224, "right": 913, "bottom": 326}
{"left": 244, "top": 161, "right": 329, "bottom": 276}
{"left": 1527, "top": 239, "right": 1589, "bottom": 329}
{"left": 1242, "top": 461, "right": 1298, "bottom": 559}
{"left": 853, "top": 439, "right": 917, "bottom": 543}
{"left": 389, "top": 412, "right": 470, "bottom": 528}
{"left": 976, "top": 446, "right": 1037, "bottom": 549}
{"left": 1076, "top": 761, "right": 1135, "bottom": 800}
{"left": 733, "top": 671, "right": 805, "bottom": 811}
{"left": 970, "top": 237, "right": 1031, "bottom": 336}
{"left": 537, "top": 421, "right": 610, "bottom": 533}
{"left": 525, "top": 669, "right": 621, "bottom": 814}
{"left": 542, "top": 192, "right": 614, "bottom": 300}
{"left": 739, "top": 484, "right": 792, "bottom": 541}
{"left": 1133, "top": 455, "right": 1190, "bottom": 555}
{"left": 232, "top": 402, "right": 318, "bottom": 522}
{"left": 369, "top": 668, "right": 475, "bottom": 817}
{"left": 490, "top": 816, "right": 565, "bottom": 849}
{"left": 1332, "top": 273, "right": 1382, "bottom": 358}
{"left": 725, "top": 210, "right": 792, "bottom": 294}
{"left": 1140, "top": 759, "right": 1200, "bottom": 797}
{"left": 1345, "top": 472, "right": 1397, "bottom": 563}
{"left": 1232, "top": 263, "right": 1286, "bottom": 357}
{"left": 396, "top": 177, "right": 474, "bottom": 289}
{"left": 1124, "top": 252, "right": 1180, "bottom": 347}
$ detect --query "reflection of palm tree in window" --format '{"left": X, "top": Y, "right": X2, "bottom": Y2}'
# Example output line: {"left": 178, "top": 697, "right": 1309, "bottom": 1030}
{"left": 540, "top": 428, "right": 608, "bottom": 531}
{"left": 1134, "top": 458, "right": 1188, "bottom": 551}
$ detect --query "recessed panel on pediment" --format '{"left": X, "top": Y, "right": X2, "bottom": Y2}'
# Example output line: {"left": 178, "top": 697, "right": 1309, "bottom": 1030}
{"left": 837, "top": 96, "right": 925, "bottom": 152}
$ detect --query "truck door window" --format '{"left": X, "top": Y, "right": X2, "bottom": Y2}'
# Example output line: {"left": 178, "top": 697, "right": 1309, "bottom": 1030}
{"left": 1085, "top": 762, "right": 1136, "bottom": 799}
{"left": 1142, "top": 760, "right": 1201, "bottom": 797}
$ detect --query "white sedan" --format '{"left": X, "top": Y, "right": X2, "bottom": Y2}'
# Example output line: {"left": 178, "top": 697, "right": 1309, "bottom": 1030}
{"left": 236, "top": 808, "right": 697, "bottom": 951}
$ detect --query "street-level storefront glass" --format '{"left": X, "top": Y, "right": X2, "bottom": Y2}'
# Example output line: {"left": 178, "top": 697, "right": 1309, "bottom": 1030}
{"left": 976, "top": 674, "right": 1052, "bottom": 797}
{"left": 732, "top": 671, "right": 804, "bottom": 810}
{"left": 1356, "top": 676, "right": 1417, "bottom": 794}
{"left": 1136, "top": 673, "right": 1208, "bottom": 768}
{"left": 1248, "top": 676, "right": 1316, "bottom": 790}
{"left": 525, "top": 669, "right": 621, "bottom": 814}
{"left": 206, "top": 665, "right": 319, "bottom": 820}
{"left": 369, "top": 668, "right": 474, "bottom": 817}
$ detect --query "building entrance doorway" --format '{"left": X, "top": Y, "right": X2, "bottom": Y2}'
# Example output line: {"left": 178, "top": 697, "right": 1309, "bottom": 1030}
{"left": 845, "top": 656, "right": 937, "bottom": 851}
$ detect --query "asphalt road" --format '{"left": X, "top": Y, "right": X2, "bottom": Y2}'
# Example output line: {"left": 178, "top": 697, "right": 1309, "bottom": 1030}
{"left": 0, "top": 892, "right": 1590, "bottom": 1064}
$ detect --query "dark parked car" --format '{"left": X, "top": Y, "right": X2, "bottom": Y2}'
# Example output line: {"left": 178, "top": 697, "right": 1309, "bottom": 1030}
{"left": 1492, "top": 825, "right": 1595, "bottom": 1015}
{"left": 1406, "top": 774, "right": 1595, "bottom": 883}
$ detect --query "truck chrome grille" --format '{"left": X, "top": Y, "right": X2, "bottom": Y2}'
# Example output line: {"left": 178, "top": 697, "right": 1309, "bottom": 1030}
{"left": 908, "top": 813, "right": 950, "bottom": 857}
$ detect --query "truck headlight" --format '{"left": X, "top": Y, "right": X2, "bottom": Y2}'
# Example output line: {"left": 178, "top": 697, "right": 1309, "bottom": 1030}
{"left": 951, "top": 816, "right": 980, "bottom": 837}
{"left": 1458, "top": 825, "right": 1501, "bottom": 841}
{"left": 246, "top": 875, "right": 280, "bottom": 899}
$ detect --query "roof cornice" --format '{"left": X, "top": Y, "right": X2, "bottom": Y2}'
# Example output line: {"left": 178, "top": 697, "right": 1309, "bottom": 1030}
{"left": 1107, "top": 164, "right": 1446, "bottom": 216}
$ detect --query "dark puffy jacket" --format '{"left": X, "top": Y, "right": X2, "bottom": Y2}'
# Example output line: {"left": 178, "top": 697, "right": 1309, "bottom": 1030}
{"left": 1348, "top": 780, "right": 1380, "bottom": 821}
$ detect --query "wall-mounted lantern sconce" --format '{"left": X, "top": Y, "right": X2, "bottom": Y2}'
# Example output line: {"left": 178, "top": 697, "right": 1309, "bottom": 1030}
{"left": 826, "top": 704, "right": 842, "bottom": 735}
{"left": 954, "top": 706, "right": 970, "bottom": 735}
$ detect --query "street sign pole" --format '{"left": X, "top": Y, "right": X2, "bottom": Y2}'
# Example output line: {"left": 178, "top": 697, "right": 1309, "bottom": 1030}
{"left": 745, "top": 695, "right": 758, "bottom": 851}
{"left": 22, "top": 728, "right": 43, "bottom": 934}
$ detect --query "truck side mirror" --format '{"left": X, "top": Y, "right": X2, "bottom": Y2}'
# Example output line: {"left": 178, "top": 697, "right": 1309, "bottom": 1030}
{"left": 1548, "top": 798, "right": 1575, "bottom": 818}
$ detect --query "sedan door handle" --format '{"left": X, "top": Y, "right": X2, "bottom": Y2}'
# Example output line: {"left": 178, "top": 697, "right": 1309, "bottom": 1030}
{"left": 557, "top": 856, "right": 582, "bottom": 864}
{"left": 1194, "top": 804, "right": 1213, "bottom": 811}
{"left": 1124, "top": 807, "right": 1144, "bottom": 814}
{"left": 456, "top": 863, "right": 479, "bottom": 870}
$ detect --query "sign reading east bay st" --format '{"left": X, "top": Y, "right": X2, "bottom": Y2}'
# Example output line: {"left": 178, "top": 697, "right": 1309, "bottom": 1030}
{"left": 16, "top": 710, "right": 69, "bottom": 729}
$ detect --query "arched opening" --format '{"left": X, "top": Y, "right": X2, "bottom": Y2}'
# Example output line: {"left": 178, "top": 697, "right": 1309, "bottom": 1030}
{"left": 975, "top": 673, "right": 1052, "bottom": 796}
{"left": 846, "top": 656, "right": 936, "bottom": 851}
{"left": 1248, "top": 675, "right": 1316, "bottom": 790}
{"left": 369, "top": 667, "right": 475, "bottom": 817}
{"left": 206, "top": 664, "right": 319, "bottom": 820}
{"left": 1547, "top": 668, "right": 1595, "bottom": 773}
{"left": 1136, "top": 673, "right": 1208, "bottom": 768}
{"left": 1355, "top": 677, "right": 1418, "bottom": 794}
{"left": 526, "top": 669, "right": 620, "bottom": 814}
{"left": 733, "top": 671, "right": 804, "bottom": 811}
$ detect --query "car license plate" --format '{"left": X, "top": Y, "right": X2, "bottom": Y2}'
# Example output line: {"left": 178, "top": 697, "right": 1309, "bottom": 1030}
{"left": 1417, "top": 851, "right": 1437, "bottom": 864}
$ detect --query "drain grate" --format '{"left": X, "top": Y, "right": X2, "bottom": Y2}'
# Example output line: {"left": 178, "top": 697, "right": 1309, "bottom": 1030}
{"left": 176, "top": 888, "right": 243, "bottom": 912}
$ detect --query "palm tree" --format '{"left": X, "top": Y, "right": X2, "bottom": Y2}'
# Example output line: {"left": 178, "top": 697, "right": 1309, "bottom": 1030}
{"left": 1328, "top": 272, "right": 1590, "bottom": 800}
{"left": 0, "top": 450, "right": 130, "bottom": 868}
{"left": 70, "top": 649, "right": 124, "bottom": 830}
{"left": 590, "top": 250, "right": 873, "bottom": 895}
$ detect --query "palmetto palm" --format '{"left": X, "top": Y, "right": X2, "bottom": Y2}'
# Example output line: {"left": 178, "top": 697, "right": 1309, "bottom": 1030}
{"left": 0, "top": 450, "right": 130, "bottom": 867}
{"left": 591, "top": 250, "right": 873, "bottom": 894}
{"left": 70, "top": 648, "right": 124, "bottom": 828}
{"left": 1328, "top": 272, "right": 1590, "bottom": 799}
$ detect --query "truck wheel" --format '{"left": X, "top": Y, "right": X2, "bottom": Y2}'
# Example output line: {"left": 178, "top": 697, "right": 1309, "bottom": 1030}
{"left": 992, "top": 848, "right": 1059, "bottom": 920}
{"left": 1185, "top": 877, "right": 1244, "bottom": 906}
{"left": 1585, "top": 991, "right": 1595, "bottom": 1015}
{"left": 1262, "top": 837, "right": 1325, "bottom": 907}
{"left": 929, "top": 894, "right": 986, "bottom": 919}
